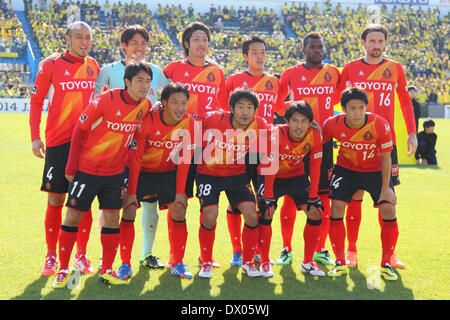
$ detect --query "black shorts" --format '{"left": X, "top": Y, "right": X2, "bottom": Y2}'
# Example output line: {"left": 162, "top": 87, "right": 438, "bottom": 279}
{"left": 195, "top": 173, "right": 256, "bottom": 213}
{"left": 391, "top": 145, "right": 400, "bottom": 186}
{"left": 303, "top": 140, "right": 333, "bottom": 195}
{"left": 66, "top": 170, "right": 127, "bottom": 212}
{"left": 329, "top": 165, "right": 394, "bottom": 207}
{"left": 40, "top": 142, "right": 70, "bottom": 194}
{"left": 136, "top": 169, "right": 193, "bottom": 210}
{"left": 257, "top": 174, "right": 310, "bottom": 210}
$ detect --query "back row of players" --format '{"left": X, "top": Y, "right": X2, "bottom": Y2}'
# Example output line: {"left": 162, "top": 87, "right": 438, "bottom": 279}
{"left": 29, "top": 21, "right": 418, "bottom": 287}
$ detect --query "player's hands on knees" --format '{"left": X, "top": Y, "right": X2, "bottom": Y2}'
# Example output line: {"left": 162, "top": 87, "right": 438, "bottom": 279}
{"left": 174, "top": 193, "right": 188, "bottom": 210}
{"left": 32, "top": 139, "right": 45, "bottom": 158}
{"left": 377, "top": 188, "right": 397, "bottom": 206}
{"left": 307, "top": 197, "right": 324, "bottom": 212}
{"left": 122, "top": 193, "right": 138, "bottom": 208}
{"left": 258, "top": 197, "right": 276, "bottom": 218}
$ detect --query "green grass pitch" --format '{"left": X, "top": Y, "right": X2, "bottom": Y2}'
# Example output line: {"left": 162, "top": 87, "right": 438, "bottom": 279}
{"left": 1, "top": 114, "right": 449, "bottom": 300}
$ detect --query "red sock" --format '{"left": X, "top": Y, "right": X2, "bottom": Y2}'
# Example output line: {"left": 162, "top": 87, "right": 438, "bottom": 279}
{"left": 329, "top": 218, "right": 346, "bottom": 265}
{"left": 167, "top": 210, "right": 173, "bottom": 255}
{"left": 119, "top": 219, "right": 135, "bottom": 266}
{"left": 317, "top": 194, "right": 330, "bottom": 252}
{"left": 75, "top": 208, "right": 93, "bottom": 258}
{"left": 258, "top": 219, "right": 272, "bottom": 264}
{"left": 199, "top": 224, "right": 215, "bottom": 263}
{"left": 45, "top": 203, "right": 63, "bottom": 257}
{"left": 346, "top": 199, "right": 362, "bottom": 252}
{"left": 227, "top": 209, "right": 243, "bottom": 254}
{"left": 303, "top": 219, "right": 322, "bottom": 263}
{"left": 378, "top": 209, "right": 384, "bottom": 227}
{"left": 380, "top": 219, "right": 399, "bottom": 266}
{"left": 280, "top": 195, "right": 296, "bottom": 252}
{"left": 100, "top": 227, "right": 120, "bottom": 274}
{"left": 58, "top": 225, "right": 78, "bottom": 270}
{"left": 242, "top": 224, "right": 259, "bottom": 264}
{"left": 171, "top": 219, "right": 188, "bottom": 265}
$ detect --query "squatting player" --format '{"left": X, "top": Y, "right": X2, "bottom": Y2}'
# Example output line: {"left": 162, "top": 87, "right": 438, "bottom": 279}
{"left": 120, "top": 83, "right": 198, "bottom": 280}
{"left": 195, "top": 88, "right": 270, "bottom": 278}
{"left": 163, "top": 21, "right": 228, "bottom": 268}
{"left": 95, "top": 24, "right": 171, "bottom": 270}
{"left": 323, "top": 87, "right": 399, "bottom": 281}
{"left": 336, "top": 24, "right": 417, "bottom": 268}
{"left": 224, "top": 35, "right": 283, "bottom": 266}
{"left": 257, "top": 101, "right": 325, "bottom": 277}
{"left": 276, "top": 32, "right": 340, "bottom": 266}
{"left": 52, "top": 62, "right": 152, "bottom": 287}
{"left": 29, "top": 21, "right": 99, "bottom": 276}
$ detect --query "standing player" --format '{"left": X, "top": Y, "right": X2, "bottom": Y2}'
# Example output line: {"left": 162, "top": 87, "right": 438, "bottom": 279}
{"left": 163, "top": 21, "right": 228, "bottom": 268}
{"left": 52, "top": 62, "right": 152, "bottom": 287}
{"left": 224, "top": 35, "right": 282, "bottom": 266}
{"left": 336, "top": 24, "right": 417, "bottom": 268}
{"left": 323, "top": 87, "right": 399, "bottom": 281}
{"left": 196, "top": 88, "right": 269, "bottom": 278}
{"left": 257, "top": 101, "right": 325, "bottom": 277}
{"left": 29, "top": 21, "right": 99, "bottom": 276}
{"left": 163, "top": 21, "right": 228, "bottom": 119}
{"left": 95, "top": 25, "right": 171, "bottom": 270}
{"left": 119, "top": 83, "right": 198, "bottom": 280}
{"left": 276, "top": 32, "right": 340, "bottom": 266}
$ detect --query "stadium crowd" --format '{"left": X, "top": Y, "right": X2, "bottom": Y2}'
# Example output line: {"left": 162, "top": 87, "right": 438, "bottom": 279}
{"left": 0, "top": 0, "right": 447, "bottom": 102}
{"left": 0, "top": 0, "right": 27, "bottom": 56}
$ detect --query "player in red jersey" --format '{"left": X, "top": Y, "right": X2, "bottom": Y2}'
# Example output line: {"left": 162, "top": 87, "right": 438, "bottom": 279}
{"left": 276, "top": 32, "right": 340, "bottom": 267}
{"left": 52, "top": 62, "right": 152, "bottom": 287}
{"left": 163, "top": 22, "right": 228, "bottom": 119}
{"left": 29, "top": 22, "right": 99, "bottom": 276}
{"left": 257, "top": 101, "right": 325, "bottom": 277}
{"left": 195, "top": 88, "right": 270, "bottom": 278}
{"left": 119, "top": 83, "right": 198, "bottom": 280}
{"left": 323, "top": 87, "right": 399, "bottom": 281}
{"left": 224, "top": 35, "right": 282, "bottom": 266}
{"left": 336, "top": 24, "right": 417, "bottom": 268}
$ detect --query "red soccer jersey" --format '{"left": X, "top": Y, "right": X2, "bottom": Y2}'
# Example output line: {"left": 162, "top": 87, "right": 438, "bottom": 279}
{"left": 67, "top": 88, "right": 151, "bottom": 176}
{"left": 336, "top": 58, "right": 416, "bottom": 143}
{"left": 29, "top": 51, "right": 100, "bottom": 147}
{"left": 279, "top": 63, "right": 341, "bottom": 125}
{"left": 163, "top": 60, "right": 228, "bottom": 118}
{"left": 197, "top": 111, "right": 269, "bottom": 177}
{"left": 127, "top": 109, "right": 198, "bottom": 195}
{"left": 225, "top": 71, "right": 281, "bottom": 123}
{"left": 322, "top": 113, "right": 394, "bottom": 172}
{"left": 261, "top": 125, "right": 323, "bottom": 199}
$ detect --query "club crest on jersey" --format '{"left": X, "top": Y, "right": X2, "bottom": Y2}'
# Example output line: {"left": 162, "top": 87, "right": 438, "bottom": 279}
{"left": 303, "top": 143, "right": 311, "bottom": 152}
{"left": 364, "top": 131, "right": 373, "bottom": 141}
{"left": 136, "top": 110, "right": 143, "bottom": 120}
{"left": 79, "top": 114, "right": 88, "bottom": 123}
{"left": 383, "top": 68, "right": 392, "bottom": 79}
{"left": 87, "top": 66, "right": 94, "bottom": 77}
{"left": 324, "top": 71, "right": 332, "bottom": 82}
{"left": 207, "top": 72, "right": 215, "bottom": 82}
{"left": 265, "top": 80, "right": 273, "bottom": 90}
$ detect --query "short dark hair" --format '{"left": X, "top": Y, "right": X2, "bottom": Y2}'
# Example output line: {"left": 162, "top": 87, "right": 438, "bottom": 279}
{"left": 340, "top": 87, "right": 368, "bottom": 109}
{"left": 284, "top": 101, "right": 313, "bottom": 122}
{"left": 229, "top": 88, "right": 259, "bottom": 110}
{"left": 242, "top": 35, "right": 267, "bottom": 56}
{"left": 181, "top": 22, "right": 211, "bottom": 57}
{"left": 124, "top": 61, "right": 153, "bottom": 88}
{"left": 361, "top": 24, "right": 389, "bottom": 41}
{"left": 121, "top": 25, "right": 149, "bottom": 45}
{"left": 303, "top": 31, "right": 322, "bottom": 48}
{"left": 423, "top": 119, "right": 435, "bottom": 129}
{"left": 407, "top": 85, "right": 418, "bottom": 92}
{"left": 66, "top": 21, "right": 92, "bottom": 37}
{"left": 160, "top": 82, "right": 190, "bottom": 102}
